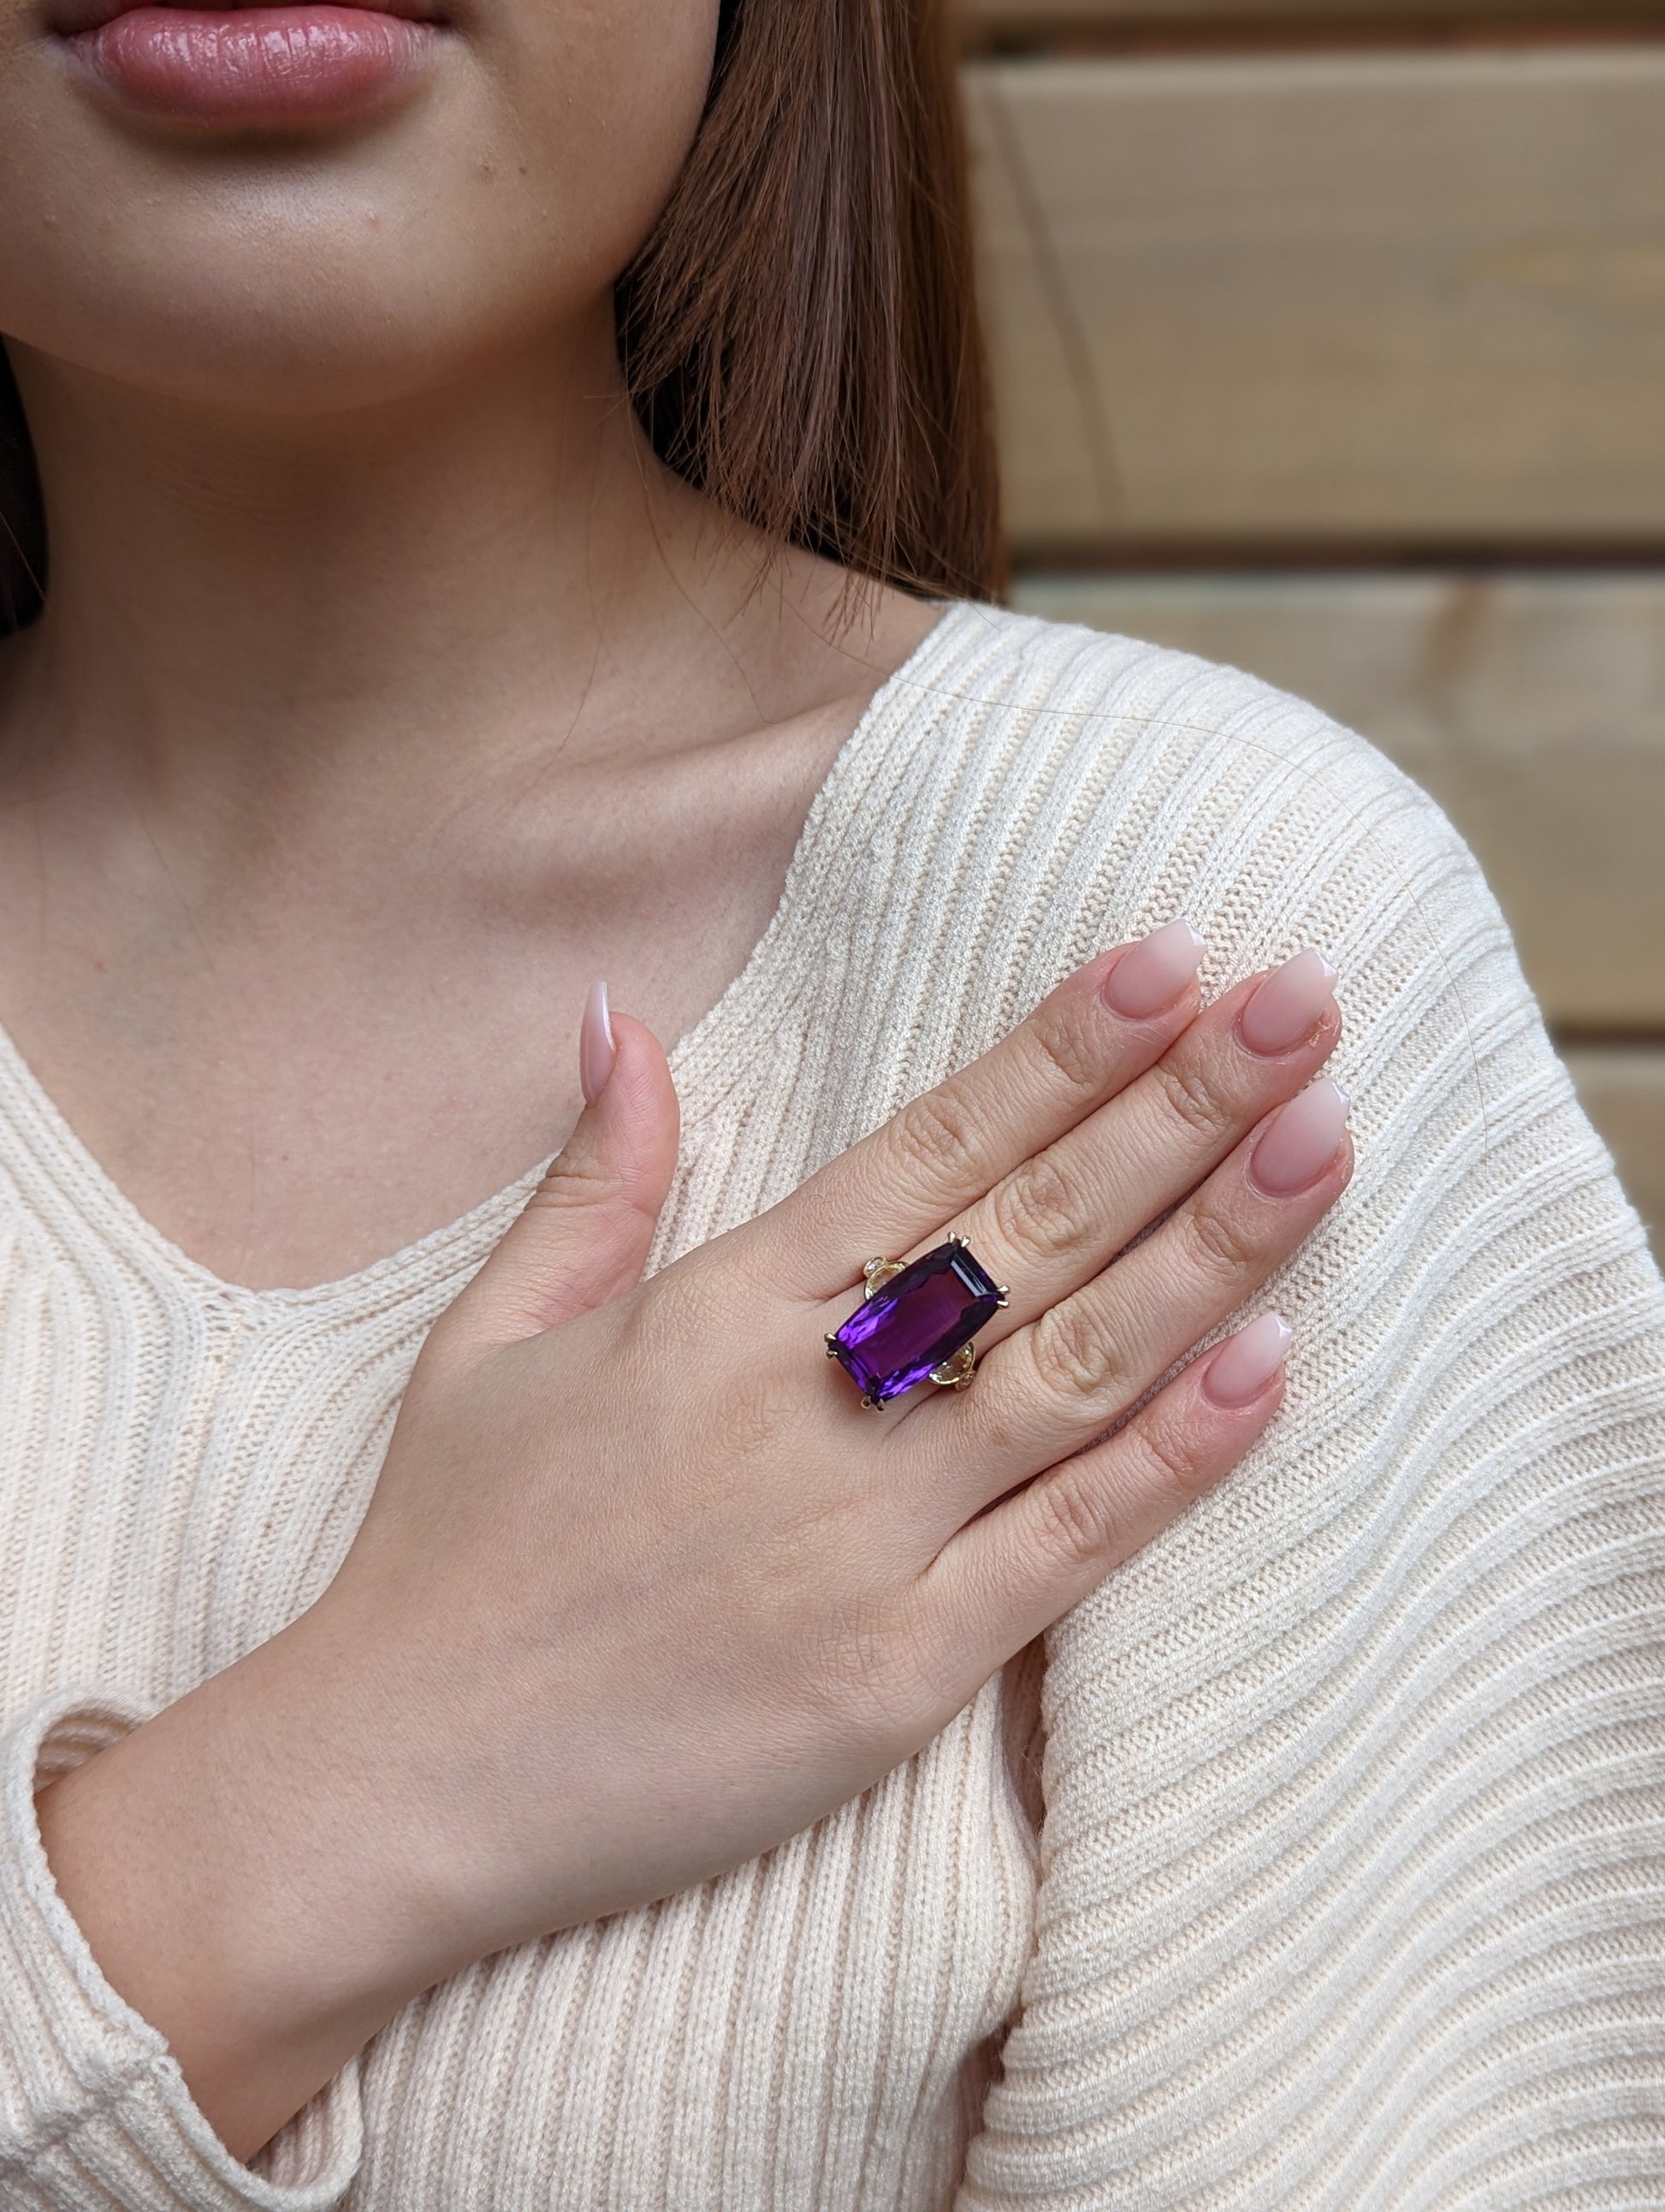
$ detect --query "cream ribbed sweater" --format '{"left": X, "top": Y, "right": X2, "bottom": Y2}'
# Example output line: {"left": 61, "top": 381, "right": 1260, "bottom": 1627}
{"left": 1, "top": 602, "right": 1662, "bottom": 2210}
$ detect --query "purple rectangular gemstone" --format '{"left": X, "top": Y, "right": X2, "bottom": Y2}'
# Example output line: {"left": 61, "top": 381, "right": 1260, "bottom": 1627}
{"left": 831, "top": 1240, "right": 1003, "bottom": 1405}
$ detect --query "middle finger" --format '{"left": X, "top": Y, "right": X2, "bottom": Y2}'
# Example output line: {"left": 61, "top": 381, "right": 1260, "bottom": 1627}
{"left": 869, "top": 948, "right": 1342, "bottom": 1370}
{"left": 913, "top": 1071, "right": 1354, "bottom": 1516}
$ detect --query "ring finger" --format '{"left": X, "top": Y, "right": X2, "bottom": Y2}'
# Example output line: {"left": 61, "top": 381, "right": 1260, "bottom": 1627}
{"left": 904, "top": 1075, "right": 1354, "bottom": 1523}
{"left": 832, "top": 948, "right": 1341, "bottom": 1397}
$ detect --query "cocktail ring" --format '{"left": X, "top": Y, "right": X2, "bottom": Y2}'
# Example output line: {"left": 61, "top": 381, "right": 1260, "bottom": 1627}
{"left": 825, "top": 1236, "right": 1008, "bottom": 1408}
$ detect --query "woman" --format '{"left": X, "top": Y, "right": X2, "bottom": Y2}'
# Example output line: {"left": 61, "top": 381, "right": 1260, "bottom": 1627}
{"left": 0, "top": 0, "right": 1660, "bottom": 2204}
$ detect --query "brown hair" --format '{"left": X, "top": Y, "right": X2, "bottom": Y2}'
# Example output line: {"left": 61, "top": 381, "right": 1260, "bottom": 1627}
{"left": 619, "top": 0, "right": 1002, "bottom": 604}
{"left": 0, "top": 0, "right": 1000, "bottom": 635}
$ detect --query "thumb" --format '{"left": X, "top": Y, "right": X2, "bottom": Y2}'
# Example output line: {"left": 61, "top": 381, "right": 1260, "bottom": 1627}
{"left": 440, "top": 982, "right": 680, "bottom": 1355}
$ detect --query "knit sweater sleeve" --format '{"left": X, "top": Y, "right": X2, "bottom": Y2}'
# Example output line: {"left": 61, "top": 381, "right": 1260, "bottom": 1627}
{"left": 0, "top": 1690, "right": 362, "bottom": 2211}
{"left": 942, "top": 626, "right": 1665, "bottom": 2205}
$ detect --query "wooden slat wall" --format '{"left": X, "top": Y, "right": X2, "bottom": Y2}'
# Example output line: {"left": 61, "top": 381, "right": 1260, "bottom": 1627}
{"left": 966, "top": 49, "right": 1665, "bottom": 549}
{"left": 969, "top": 9, "right": 1665, "bottom": 1251}
{"left": 968, "top": 1, "right": 1665, "bottom": 29}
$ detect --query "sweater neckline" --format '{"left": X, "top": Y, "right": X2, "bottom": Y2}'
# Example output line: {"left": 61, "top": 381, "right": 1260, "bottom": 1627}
{"left": 0, "top": 600, "right": 985, "bottom": 1316}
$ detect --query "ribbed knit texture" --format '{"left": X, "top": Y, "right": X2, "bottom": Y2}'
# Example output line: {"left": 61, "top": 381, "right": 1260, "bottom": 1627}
{"left": 1, "top": 601, "right": 1661, "bottom": 2209}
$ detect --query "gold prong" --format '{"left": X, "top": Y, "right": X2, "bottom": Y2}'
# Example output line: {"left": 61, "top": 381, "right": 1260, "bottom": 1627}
{"left": 997, "top": 1289, "right": 1010, "bottom": 1305}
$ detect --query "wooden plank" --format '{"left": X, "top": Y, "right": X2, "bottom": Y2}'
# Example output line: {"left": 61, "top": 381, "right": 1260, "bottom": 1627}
{"left": 1007, "top": 572, "right": 1665, "bottom": 1029}
{"left": 967, "top": 1, "right": 1665, "bottom": 27}
{"left": 966, "top": 50, "right": 1665, "bottom": 548}
{"left": 1562, "top": 1047, "right": 1665, "bottom": 1260}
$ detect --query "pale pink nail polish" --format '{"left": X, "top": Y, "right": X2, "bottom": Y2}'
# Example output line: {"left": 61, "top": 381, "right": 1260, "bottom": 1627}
{"left": 1251, "top": 1079, "right": 1352, "bottom": 1196}
{"left": 579, "top": 979, "right": 616, "bottom": 1105}
{"left": 1237, "top": 949, "right": 1338, "bottom": 1057}
{"left": 1102, "top": 919, "right": 1206, "bottom": 1019}
{"left": 1203, "top": 1313, "right": 1293, "bottom": 1408}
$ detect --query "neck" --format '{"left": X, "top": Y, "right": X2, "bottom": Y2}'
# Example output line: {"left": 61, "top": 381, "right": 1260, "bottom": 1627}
{"left": 0, "top": 307, "right": 802, "bottom": 839}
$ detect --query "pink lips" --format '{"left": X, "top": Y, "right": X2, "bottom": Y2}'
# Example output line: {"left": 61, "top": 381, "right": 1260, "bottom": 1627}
{"left": 58, "top": 3, "right": 443, "bottom": 125}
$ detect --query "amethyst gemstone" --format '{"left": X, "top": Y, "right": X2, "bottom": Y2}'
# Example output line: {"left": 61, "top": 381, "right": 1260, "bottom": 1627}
{"left": 830, "top": 1240, "right": 1004, "bottom": 1405}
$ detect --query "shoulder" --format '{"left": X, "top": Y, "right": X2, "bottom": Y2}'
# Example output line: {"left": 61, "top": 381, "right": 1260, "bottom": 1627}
{"left": 857, "top": 600, "right": 1523, "bottom": 1104}
{"left": 931, "top": 632, "right": 1665, "bottom": 2210}
{"left": 891, "top": 591, "right": 1665, "bottom": 1249}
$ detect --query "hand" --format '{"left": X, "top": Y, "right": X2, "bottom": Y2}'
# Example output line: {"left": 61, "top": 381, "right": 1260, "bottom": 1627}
{"left": 38, "top": 926, "right": 1352, "bottom": 2156}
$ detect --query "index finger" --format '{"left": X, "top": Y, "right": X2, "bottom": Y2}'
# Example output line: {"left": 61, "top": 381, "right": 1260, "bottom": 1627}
{"left": 765, "top": 921, "right": 1207, "bottom": 1299}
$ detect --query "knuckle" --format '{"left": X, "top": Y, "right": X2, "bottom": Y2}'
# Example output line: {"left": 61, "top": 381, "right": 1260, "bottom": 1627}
{"left": 992, "top": 1152, "right": 1089, "bottom": 1263}
{"left": 1182, "top": 1196, "right": 1264, "bottom": 1281}
{"left": 526, "top": 1153, "right": 615, "bottom": 1214}
{"left": 1034, "top": 1462, "right": 1115, "bottom": 1572}
{"left": 1019, "top": 1001, "right": 1105, "bottom": 1100}
{"left": 1029, "top": 1301, "right": 1128, "bottom": 1410}
{"left": 886, "top": 1080, "right": 984, "bottom": 1195}
{"left": 1126, "top": 1415, "right": 1208, "bottom": 1515}
{"left": 1151, "top": 1058, "right": 1235, "bottom": 1145}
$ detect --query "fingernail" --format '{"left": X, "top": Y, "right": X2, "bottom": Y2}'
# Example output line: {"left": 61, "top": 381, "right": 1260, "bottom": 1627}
{"left": 1101, "top": 919, "right": 1206, "bottom": 1019}
{"left": 1237, "top": 949, "right": 1338, "bottom": 1057}
{"left": 1203, "top": 1313, "right": 1293, "bottom": 1408}
{"left": 579, "top": 979, "right": 616, "bottom": 1105}
{"left": 1251, "top": 1078, "right": 1352, "bottom": 1196}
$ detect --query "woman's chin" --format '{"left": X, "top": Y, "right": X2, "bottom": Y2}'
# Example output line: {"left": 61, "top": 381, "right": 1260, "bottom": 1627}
{"left": 3, "top": 285, "right": 534, "bottom": 422}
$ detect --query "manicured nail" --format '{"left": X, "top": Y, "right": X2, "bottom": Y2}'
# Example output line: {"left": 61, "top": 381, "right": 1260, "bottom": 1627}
{"left": 1237, "top": 949, "right": 1338, "bottom": 1058}
{"left": 579, "top": 979, "right": 616, "bottom": 1105}
{"left": 1251, "top": 1078, "right": 1352, "bottom": 1195}
{"left": 1203, "top": 1313, "right": 1293, "bottom": 1408}
{"left": 1101, "top": 920, "right": 1206, "bottom": 1019}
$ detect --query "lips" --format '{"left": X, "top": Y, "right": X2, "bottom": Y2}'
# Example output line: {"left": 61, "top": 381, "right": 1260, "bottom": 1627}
{"left": 53, "top": 0, "right": 453, "bottom": 126}
{"left": 50, "top": 0, "right": 448, "bottom": 30}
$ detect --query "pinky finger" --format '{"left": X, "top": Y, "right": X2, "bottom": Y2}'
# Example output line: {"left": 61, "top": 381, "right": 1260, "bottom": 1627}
{"left": 924, "top": 1312, "right": 1294, "bottom": 1665}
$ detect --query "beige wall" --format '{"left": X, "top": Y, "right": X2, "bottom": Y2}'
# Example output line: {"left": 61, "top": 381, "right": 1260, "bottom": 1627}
{"left": 962, "top": 1, "right": 1665, "bottom": 1254}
